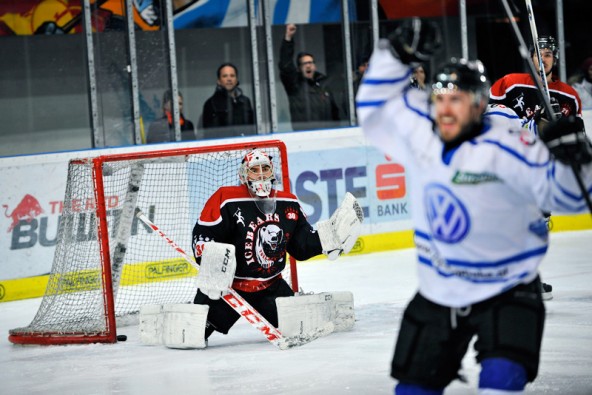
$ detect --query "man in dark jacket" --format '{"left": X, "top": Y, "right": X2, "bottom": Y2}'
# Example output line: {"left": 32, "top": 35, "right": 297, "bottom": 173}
{"left": 202, "top": 63, "right": 255, "bottom": 135}
{"left": 279, "top": 24, "right": 341, "bottom": 131}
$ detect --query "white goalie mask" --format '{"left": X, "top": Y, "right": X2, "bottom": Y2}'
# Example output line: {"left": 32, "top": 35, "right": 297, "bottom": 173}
{"left": 239, "top": 149, "right": 276, "bottom": 198}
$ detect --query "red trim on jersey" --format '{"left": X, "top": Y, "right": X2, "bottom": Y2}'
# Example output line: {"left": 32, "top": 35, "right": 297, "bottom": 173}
{"left": 232, "top": 275, "right": 282, "bottom": 292}
{"left": 199, "top": 185, "right": 299, "bottom": 224}
{"left": 490, "top": 73, "right": 582, "bottom": 116}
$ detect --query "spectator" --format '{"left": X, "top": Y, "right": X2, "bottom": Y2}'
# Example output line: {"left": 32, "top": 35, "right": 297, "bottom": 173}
{"left": 410, "top": 64, "right": 427, "bottom": 90}
{"left": 202, "top": 63, "right": 255, "bottom": 134}
{"left": 278, "top": 23, "right": 341, "bottom": 130}
{"left": 147, "top": 90, "right": 196, "bottom": 143}
{"left": 353, "top": 54, "right": 370, "bottom": 96}
{"left": 571, "top": 57, "right": 592, "bottom": 109}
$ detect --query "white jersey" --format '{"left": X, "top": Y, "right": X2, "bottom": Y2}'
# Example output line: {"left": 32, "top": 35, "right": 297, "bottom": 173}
{"left": 356, "top": 42, "right": 592, "bottom": 308}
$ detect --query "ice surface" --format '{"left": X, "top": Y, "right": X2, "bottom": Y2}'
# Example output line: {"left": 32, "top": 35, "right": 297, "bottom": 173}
{"left": 1, "top": 230, "right": 591, "bottom": 394}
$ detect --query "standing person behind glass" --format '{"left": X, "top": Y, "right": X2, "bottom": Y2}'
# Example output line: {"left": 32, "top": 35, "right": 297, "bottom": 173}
{"left": 278, "top": 23, "right": 341, "bottom": 131}
{"left": 147, "top": 90, "right": 196, "bottom": 143}
{"left": 202, "top": 63, "right": 255, "bottom": 135}
{"left": 353, "top": 54, "right": 370, "bottom": 96}
{"left": 410, "top": 64, "right": 428, "bottom": 90}
{"left": 571, "top": 57, "right": 592, "bottom": 109}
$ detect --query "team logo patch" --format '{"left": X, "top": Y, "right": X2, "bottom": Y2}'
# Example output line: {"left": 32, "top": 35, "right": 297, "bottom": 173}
{"left": 255, "top": 224, "right": 286, "bottom": 269}
{"left": 424, "top": 184, "right": 470, "bottom": 243}
{"left": 452, "top": 171, "right": 500, "bottom": 184}
{"left": 234, "top": 208, "right": 245, "bottom": 226}
{"left": 285, "top": 207, "right": 298, "bottom": 221}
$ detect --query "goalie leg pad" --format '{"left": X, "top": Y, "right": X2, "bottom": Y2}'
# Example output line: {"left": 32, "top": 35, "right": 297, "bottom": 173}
{"left": 331, "top": 291, "right": 356, "bottom": 332}
{"left": 139, "top": 304, "right": 165, "bottom": 345}
{"left": 162, "top": 304, "right": 209, "bottom": 349}
{"left": 276, "top": 291, "right": 354, "bottom": 337}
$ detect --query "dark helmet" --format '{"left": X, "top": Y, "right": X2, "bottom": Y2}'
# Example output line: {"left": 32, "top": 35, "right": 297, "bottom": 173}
{"left": 431, "top": 58, "right": 490, "bottom": 106}
{"left": 531, "top": 35, "right": 558, "bottom": 60}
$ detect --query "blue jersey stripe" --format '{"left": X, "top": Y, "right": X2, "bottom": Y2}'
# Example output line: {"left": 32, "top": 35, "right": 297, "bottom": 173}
{"left": 418, "top": 256, "right": 537, "bottom": 284}
{"left": 481, "top": 139, "right": 549, "bottom": 167}
{"left": 356, "top": 100, "right": 387, "bottom": 108}
{"left": 403, "top": 87, "right": 431, "bottom": 120}
{"left": 362, "top": 74, "right": 410, "bottom": 85}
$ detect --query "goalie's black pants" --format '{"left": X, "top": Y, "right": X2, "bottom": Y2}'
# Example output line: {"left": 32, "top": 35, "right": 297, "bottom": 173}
{"left": 194, "top": 278, "right": 294, "bottom": 337}
{"left": 391, "top": 276, "right": 545, "bottom": 389}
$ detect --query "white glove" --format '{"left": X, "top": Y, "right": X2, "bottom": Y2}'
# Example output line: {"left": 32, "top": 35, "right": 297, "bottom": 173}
{"left": 317, "top": 192, "right": 364, "bottom": 260}
{"left": 196, "top": 242, "right": 237, "bottom": 300}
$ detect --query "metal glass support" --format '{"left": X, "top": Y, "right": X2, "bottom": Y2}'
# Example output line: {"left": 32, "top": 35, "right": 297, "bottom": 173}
{"left": 556, "top": 0, "right": 566, "bottom": 82}
{"left": 83, "top": 0, "right": 102, "bottom": 148}
{"left": 262, "top": 0, "right": 278, "bottom": 133}
{"left": 164, "top": 0, "right": 181, "bottom": 141}
{"left": 460, "top": 0, "right": 469, "bottom": 59}
{"left": 370, "top": 0, "right": 379, "bottom": 48}
{"left": 342, "top": 0, "right": 355, "bottom": 125}
{"left": 125, "top": 0, "right": 142, "bottom": 145}
{"left": 249, "top": 0, "right": 268, "bottom": 134}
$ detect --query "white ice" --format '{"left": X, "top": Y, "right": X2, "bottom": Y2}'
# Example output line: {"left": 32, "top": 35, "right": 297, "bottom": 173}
{"left": 1, "top": 230, "right": 591, "bottom": 395}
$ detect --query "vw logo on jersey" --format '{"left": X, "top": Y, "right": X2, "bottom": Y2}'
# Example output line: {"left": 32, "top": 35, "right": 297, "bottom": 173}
{"left": 424, "top": 183, "right": 470, "bottom": 243}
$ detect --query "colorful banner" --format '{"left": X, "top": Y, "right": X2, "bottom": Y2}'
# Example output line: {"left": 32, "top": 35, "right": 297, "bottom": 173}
{"left": 0, "top": 0, "right": 356, "bottom": 35}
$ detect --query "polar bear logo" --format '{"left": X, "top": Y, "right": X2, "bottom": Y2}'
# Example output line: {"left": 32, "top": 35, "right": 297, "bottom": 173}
{"left": 255, "top": 224, "right": 285, "bottom": 269}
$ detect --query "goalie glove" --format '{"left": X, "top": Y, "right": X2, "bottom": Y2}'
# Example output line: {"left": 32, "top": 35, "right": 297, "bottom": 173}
{"left": 540, "top": 116, "right": 592, "bottom": 167}
{"left": 317, "top": 192, "right": 364, "bottom": 261}
{"left": 196, "top": 242, "right": 237, "bottom": 300}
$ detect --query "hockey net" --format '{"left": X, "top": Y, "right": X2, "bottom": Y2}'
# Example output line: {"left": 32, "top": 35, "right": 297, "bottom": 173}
{"left": 9, "top": 140, "right": 297, "bottom": 345}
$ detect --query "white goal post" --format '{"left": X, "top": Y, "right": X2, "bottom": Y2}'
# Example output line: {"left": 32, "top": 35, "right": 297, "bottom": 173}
{"left": 9, "top": 140, "right": 298, "bottom": 345}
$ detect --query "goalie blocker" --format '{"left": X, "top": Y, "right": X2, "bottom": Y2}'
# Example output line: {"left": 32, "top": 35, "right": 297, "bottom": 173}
{"left": 317, "top": 192, "right": 364, "bottom": 260}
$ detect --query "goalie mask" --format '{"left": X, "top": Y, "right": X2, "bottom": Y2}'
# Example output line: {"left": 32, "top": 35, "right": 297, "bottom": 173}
{"left": 239, "top": 149, "right": 276, "bottom": 198}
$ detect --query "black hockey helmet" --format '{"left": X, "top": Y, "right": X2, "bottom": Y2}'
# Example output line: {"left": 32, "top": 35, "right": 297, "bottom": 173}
{"left": 530, "top": 35, "right": 558, "bottom": 60}
{"left": 431, "top": 58, "right": 490, "bottom": 106}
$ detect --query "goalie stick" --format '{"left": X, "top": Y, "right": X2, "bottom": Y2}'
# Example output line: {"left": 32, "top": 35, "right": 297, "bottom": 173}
{"left": 499, "top": 0, "right": 592, "bottom": 216}
{"left": 135, "top": 209, "right": 331, "bottom": 350}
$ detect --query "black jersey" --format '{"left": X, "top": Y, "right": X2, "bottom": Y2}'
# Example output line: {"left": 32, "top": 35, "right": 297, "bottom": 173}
{"left": 490, "top": 73, "right": 582, "bottom": 121}
{"left": 192, "top": 185, "right": 322, "bottom": 292}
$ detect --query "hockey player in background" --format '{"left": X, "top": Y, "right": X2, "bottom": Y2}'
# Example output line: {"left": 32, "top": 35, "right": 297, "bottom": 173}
{"left": 356, "top": 18, "right": 592, "bottom": 395}
{"left": 490, "top": 35, "right": 582, "bottom": 124}
{"left": 191, "top": 148, "right": 363, "bottom": 342}
{"left": 489, "top": 35, "right": 584, "bottom": 300}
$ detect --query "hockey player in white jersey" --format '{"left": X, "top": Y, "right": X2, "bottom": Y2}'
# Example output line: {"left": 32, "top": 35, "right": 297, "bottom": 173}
{"left": 356, "top": 18, "right": 592, "bottom": 395}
